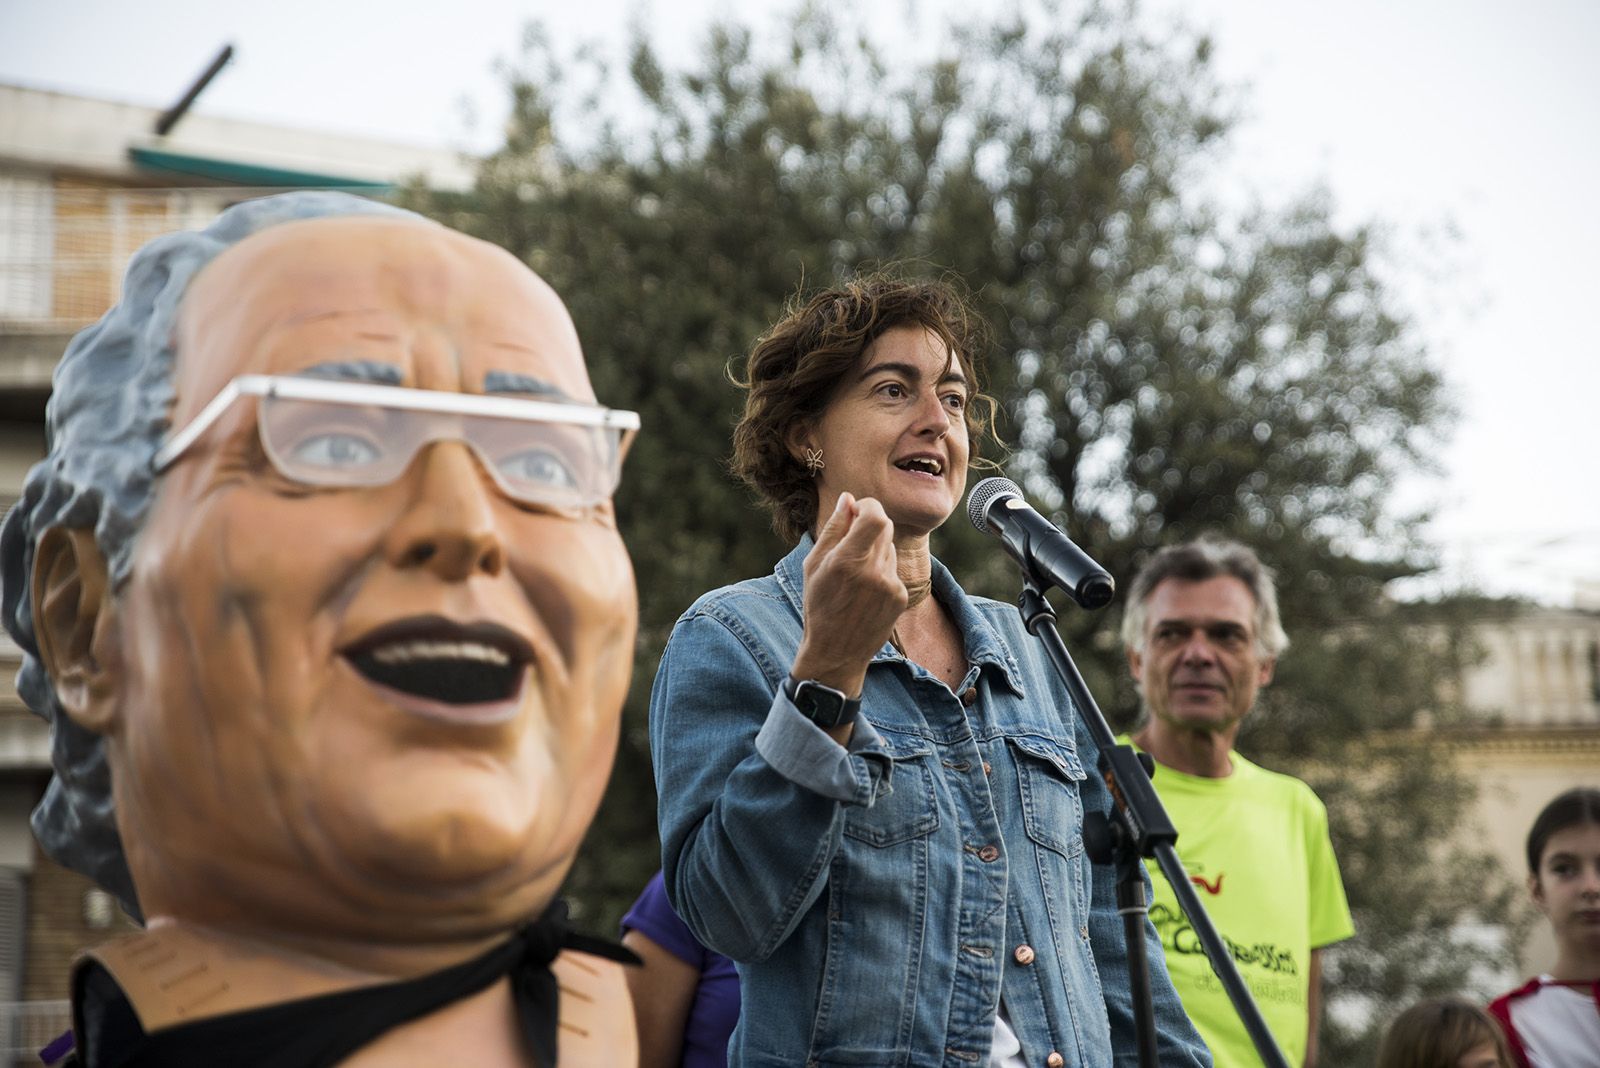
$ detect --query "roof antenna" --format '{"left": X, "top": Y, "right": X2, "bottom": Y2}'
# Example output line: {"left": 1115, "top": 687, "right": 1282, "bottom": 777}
{"left": 154, "top": 44, "right": 235, "bottom": 137}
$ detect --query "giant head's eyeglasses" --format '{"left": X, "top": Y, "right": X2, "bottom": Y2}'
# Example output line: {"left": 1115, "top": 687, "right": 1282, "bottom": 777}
{"left": 153, "top": 375, "right": 641, "bottom": 513}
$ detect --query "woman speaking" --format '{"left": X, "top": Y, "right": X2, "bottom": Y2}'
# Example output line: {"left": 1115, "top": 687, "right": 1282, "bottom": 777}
{"left": 650, "top": 275, "right": 1210, "bottom": 1067}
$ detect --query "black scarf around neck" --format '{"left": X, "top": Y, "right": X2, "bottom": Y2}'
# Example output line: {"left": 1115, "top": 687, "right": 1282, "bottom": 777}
{"left": 63, "top": 901, "right": 636, "bottom": 1068}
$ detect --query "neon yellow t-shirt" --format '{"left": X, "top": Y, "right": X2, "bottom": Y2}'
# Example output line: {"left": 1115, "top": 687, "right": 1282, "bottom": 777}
{"left": 1120, "top": 739, "right": 1355, "bottom": 1068}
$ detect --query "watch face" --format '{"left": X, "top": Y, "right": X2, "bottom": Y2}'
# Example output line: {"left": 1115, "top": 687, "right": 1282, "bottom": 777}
{"left": 791, "top": 679, "right": 849, "bottom": 728}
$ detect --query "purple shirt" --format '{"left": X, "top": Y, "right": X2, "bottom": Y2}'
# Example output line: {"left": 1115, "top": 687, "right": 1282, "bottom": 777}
{"left": 622, "top": 871, "right": 740, "bottom": 1068}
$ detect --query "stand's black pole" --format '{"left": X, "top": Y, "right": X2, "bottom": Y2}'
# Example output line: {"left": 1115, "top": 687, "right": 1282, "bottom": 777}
{"left": 1015, "top": 571, "right": 1290, "bottom": 1068}
{"left": 1107, "top": 814, "right": 1160, "bottom": 1068}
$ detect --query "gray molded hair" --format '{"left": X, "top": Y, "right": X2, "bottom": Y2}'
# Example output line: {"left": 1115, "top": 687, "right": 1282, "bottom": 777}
{"left": 1119, "top": 537, "right": 1290, "bottom": 659}
{"left": 0, "top": 191, "right": 424, "bottom": 910}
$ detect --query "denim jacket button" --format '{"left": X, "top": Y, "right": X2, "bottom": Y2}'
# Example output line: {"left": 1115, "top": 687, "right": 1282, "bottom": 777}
{"left": 982, "top": 761, "right": 992, "bottom": 775}
{"left": 977, "top": 844, "right": 1000, "bottom": 862}
{"left": 961, "top": 687, "right": 977, "bottom": 706}
{"left": 1012, "top": 943, "right": 1035, "bottom": 965}
{"left": 1047, "top": 1053, "right": 1065, "bottom": 1067}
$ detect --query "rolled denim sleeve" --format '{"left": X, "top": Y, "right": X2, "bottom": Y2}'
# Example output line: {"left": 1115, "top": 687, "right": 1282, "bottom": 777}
{"left": 754, "top": 690, "right": 886, "bottom": 804}
{"left": 651, "top": 605, "right": 892, "bottom": 964}
{"left": 1076, "top": 725, "right": 1214, "bottom": 1067}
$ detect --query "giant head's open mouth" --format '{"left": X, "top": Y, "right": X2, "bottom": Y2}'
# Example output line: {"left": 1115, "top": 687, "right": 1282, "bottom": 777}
{"left": 343, "top": 616, "right": 533, "bottom": 705}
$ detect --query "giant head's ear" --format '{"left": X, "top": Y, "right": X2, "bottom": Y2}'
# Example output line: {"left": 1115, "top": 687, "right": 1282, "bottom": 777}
{"left": 31, "top": 527, "right": 120, "bottom": 734}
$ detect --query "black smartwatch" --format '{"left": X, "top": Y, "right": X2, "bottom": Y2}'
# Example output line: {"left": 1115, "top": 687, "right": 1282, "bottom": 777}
{"left": 782, "top": 676, "right": 861, "bottom": 730}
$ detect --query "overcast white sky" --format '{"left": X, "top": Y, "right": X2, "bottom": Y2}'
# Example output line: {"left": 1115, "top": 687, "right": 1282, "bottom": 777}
{"left": 2, "top": 0, "right": 1596, "bottom": 604}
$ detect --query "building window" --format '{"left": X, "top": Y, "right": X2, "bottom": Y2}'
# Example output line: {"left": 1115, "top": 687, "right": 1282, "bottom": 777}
{"left": 0, "top": 176, "right": 53, "bottom": 320}
{"left": 0, "top": 866, "right": 22, "bottom": 1004}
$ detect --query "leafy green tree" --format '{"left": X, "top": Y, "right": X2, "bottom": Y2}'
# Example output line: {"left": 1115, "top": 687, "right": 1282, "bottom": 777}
{"left": 401, "top": 3, "right": 1518, "bottom": 1057}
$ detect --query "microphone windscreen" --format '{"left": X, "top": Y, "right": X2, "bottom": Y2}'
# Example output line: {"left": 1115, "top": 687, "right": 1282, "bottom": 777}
{"left": 966, "top": 476, "right": 1023, "bottom": 533}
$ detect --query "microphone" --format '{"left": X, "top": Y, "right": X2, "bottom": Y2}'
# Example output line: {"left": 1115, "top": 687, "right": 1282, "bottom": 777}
{"left": 966, "top": 477, "right": 1115, "bottom": 609}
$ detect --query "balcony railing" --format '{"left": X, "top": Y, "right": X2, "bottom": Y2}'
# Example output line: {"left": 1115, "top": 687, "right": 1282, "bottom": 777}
{"left": 0, "top": 184, "right": 232, "bottom": 331}
{"left": 0, "top": 184, "right": 354, "bottom": 332}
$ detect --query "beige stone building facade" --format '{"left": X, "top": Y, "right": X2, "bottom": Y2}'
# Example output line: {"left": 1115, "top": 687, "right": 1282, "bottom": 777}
{"left": 1446, "top": 607, "right": 1600, "bottom": 979}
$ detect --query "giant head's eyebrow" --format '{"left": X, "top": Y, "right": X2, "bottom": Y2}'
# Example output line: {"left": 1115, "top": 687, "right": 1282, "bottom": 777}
{"left": 484, "top": 370, "right": 576, "bottom": 402}
{"left": 284, "top": 307, "right": 383, "bottom": 325}
{"left": 293, "top": 360, "right": 404, "bottom": 386}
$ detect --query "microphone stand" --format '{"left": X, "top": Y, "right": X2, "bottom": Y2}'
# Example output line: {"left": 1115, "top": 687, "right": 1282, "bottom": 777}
{"left": 1012, "top": 564, "right": 1290, "bottom": 1068}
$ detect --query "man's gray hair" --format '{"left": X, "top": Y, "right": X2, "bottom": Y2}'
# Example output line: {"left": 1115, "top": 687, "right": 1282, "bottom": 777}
{"left": 0, "top": 191, "right": 424, "bottom": 910}
{"left": 1119, "top": 537, "right": 1290, "bottom": 659}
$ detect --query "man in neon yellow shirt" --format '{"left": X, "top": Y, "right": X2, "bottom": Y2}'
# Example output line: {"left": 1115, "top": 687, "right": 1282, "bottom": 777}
{"left": 1121, "top": 539, "right": 1354, "bottom": 1068}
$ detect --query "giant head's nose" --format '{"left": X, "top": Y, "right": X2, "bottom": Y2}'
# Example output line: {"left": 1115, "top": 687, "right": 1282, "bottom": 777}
{"left": 384, "top": 442, "right": 506, "bottom": 580}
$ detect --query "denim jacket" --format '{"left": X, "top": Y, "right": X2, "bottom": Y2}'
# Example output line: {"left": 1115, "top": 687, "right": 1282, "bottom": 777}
{"left": 651, "top": 536, "right": 1211, "bottom": 1068}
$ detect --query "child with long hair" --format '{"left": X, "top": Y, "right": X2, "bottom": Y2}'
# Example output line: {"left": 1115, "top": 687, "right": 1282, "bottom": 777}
{"left": 1489, "top": 787, "right": 1600, "bottom": 1067}
{"left": 1377, "top": 998, "right": 1514, "bottom": 1068}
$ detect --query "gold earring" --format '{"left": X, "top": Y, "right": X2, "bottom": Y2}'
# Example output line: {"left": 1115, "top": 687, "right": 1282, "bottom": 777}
{"left": 802, "top": 448, "right": 825, "bottom": 476}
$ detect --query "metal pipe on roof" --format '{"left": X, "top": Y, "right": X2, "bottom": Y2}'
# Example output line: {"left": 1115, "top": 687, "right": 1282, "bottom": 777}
{"left": 154, "top": 44, "right": 235, "bottom": 137}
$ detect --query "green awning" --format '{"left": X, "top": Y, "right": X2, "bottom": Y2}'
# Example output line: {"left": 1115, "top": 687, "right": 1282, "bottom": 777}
{"left": 128, "top": 146, "right": 393, "bottom": 190}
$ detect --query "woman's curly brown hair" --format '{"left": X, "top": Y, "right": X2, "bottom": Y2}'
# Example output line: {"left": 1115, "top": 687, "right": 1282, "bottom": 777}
{"left": 730, "top": 271, "right": 999, "bottom": 543}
